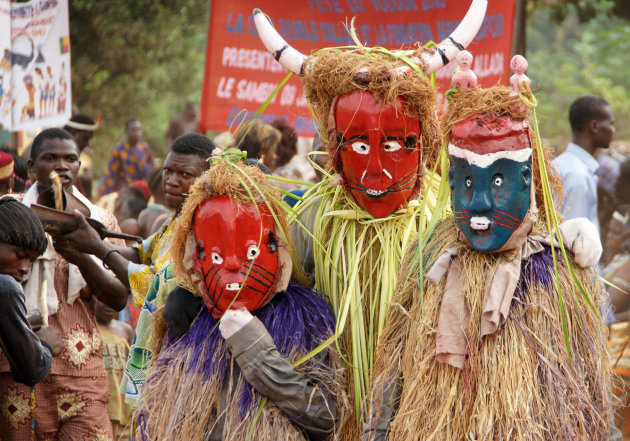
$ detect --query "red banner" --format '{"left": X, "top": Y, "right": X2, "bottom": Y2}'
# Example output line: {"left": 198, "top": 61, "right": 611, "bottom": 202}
{"left": 200, "top": 0, "right": 515, "bottom": 136}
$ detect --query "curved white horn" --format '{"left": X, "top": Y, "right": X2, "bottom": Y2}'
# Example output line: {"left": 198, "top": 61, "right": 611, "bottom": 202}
{"left": 422, "top": 0, "right": 488, "bottom": 74}
{"left": 253, "top": 8, "right": 308, "bottom": 75}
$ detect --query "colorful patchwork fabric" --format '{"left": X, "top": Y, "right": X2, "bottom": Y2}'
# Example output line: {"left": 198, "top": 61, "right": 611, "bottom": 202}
{"left": 121, "top": 264, "right": 178, "bottom": 407}
{"left": 103, "top": 140, "right": 154, "bottom": 193}
{"left": 127, "top": 217, "right": 174, "bottom": 307}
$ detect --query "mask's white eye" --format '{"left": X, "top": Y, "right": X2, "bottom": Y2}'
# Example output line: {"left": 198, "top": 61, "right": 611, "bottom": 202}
{"left": 493, "top": 175, "right": 503, "bottom": 187}
{"left": 212, "top": 252, "right": 223, "bottom": 265}
{"left": 247, "top": 245, "right": 260, "bottom": 260}
{"left": 465, "top": 178, "right": 472, "bottom": 188}
{"left": 351, "top": 142, "right": 370, "bottom": 155}
{"left": 383, "top": 141, "right": 402, "bottom": 152}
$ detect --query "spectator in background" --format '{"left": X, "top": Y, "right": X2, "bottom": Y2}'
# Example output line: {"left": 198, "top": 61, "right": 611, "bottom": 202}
{"left": 0, "top": 151, "right": 14, "bottom": 196}
{"left": 213, "top": 131, "right": 235, "bottom": 151}
{"left": 137, "top": 166, "right": 172, "bottom": 239}
{"left": 94, "top": 298, "right": 133, "bottom": 441}
{"left": 603, "top": 159, "right": 630, "bottom": 265}
{"left": 103, "top": 118, "right": 154, "bottom": 194}
{"left": 1, "top": 147, "right": 29, "bottom": 193}
{"left": 11, "top": 154, "right": 29, "bottom": 193}
{"left": 282, "top": 133, "right": 328, "bottom": 208}
{"left": 603, "top": 159, "right": 630, "bottom": 438}
{"left": 2, "top": 128, "right": 128, "bottom": 440}
{"left": 270, "top": 119, "right": 298, "bottom": 172}
{"left": 118, "top": 194, "right": 147, "bottom": 239}
{"left": 235, "top": 119, "right": 281, "bottom": 170}
{"left": 552, "top": 95, "right": 615, "bottom": 235}
{"left": 599, "top": 153, "right": 627, "bottom": 255}
{"left": 60, "top": 133, "right": 216, "bottom": 407}
{"left": 165, "top": 101, "right": 199, "bottom": 147}
{"left": 270, "top": 119, "right": 304, "bottom": 193}
{"left": 64, "top": 113, "right": 99, "bottom": 200}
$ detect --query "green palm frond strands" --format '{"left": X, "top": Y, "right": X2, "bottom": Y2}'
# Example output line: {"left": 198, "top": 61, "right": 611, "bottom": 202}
{"left": 289, "top": 170, "right": 445, "bottom": 426}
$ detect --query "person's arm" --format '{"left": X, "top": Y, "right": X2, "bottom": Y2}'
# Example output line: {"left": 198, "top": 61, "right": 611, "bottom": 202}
{"left": 162, "top": 286, "right": 202, "bottom": 338}
{"left": 62, "top": 211, "right": 141, "bottom": 289}
{"left": 54, "top": 241, "right": 129, "bottom": 311}
{"left": 223, "top": 313, "right": 337, "bottom": 440}
{"left": 0, "top": 276, "right": 52, "bottom": 386}
{"left": 607, "top": 257, "right": 630, "bottom": 320}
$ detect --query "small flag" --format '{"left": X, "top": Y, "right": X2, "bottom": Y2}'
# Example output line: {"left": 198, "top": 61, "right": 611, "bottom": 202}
{"left": 59, "top": 36, "right": 69, "bottom": 54}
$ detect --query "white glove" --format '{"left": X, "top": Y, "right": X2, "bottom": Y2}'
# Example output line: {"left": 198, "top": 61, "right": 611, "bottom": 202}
{"left": 219, "top": 308, "right": 254, "bottom": 339}
{"left": 556, "top": 218, "right": 602, "bottom": 268}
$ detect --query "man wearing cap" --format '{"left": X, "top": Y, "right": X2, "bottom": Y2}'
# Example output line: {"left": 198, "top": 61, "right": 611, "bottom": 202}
{"left": 64, "top": 113, "right": 100, "bottom": 199}
{"left": 0, "top": 152, "right": 14, "bottom": 196}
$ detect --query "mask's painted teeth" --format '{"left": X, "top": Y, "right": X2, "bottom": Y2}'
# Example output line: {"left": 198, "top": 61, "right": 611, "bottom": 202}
{"left": 470, "top": 216, "right": 491, "bottom": 231}
{"left": 365, "top": 189, "right": 386, "bottom": 196}
{"left": 225, "top": 283, "right": 242, "bottom": 291}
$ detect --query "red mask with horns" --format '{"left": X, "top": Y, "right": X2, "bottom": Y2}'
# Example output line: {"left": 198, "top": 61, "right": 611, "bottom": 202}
{"left": 333, "top": 90, "right": 422, "bottom": 218}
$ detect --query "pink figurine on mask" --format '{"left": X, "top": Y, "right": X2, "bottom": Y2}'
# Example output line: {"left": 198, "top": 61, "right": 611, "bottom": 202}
{"left": 510, "top": 55, "right": 530, "bottom": 97}
{"left": 451, "top": 50, "right": 477, "bottom": 90}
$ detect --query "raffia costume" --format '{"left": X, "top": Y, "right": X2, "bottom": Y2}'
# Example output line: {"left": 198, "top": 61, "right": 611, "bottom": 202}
{"left": 252, "top": 3, "right": 489, "bottom": 433}
{"left": 136, "top": 162, "right": 346, "bottom": 441}
{"left": 366, "top": 87, "right": 613, "bottom": 441}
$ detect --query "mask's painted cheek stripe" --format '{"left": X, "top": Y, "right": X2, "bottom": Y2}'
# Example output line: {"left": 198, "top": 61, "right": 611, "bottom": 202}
{"left": 448, "top": 144, "right": 532, "bottom": 168}
{"left": 211, "top": 275, "right": 224, "bottom": 310}
{"left": 238, "top": 257, "right": 275, "bottom": 282}
{"left": 239, "top": 271, "right": 271, "bottom": 289}
{"left": 250, "top": 262, "right": 275, "bottom": 278}
{"left": 496, "top": 209, "right": 523, "bottom": 222}
{"left": 494, "top": 212, "right": 521, "bottom": 225}
{"left": 494, "top": 218, "right": 520, "bottom": 230}
{"left": 493, "top": 219, "right": 519, "bottom": 230}
{"left": 243, "top": 285, "right": 267, "bottom": 296}
{"left": 204, "top": 266, "right": 221, "bottom": 288}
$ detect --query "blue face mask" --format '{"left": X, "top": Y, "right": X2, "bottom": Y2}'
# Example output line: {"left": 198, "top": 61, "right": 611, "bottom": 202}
{"left": 449, "top": 155, "right": 532, "bottom": 252}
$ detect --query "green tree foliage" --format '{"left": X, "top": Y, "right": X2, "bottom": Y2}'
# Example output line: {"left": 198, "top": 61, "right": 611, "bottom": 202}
{"left": 69, "top": 0, "right": 208, "bottom": 178}
{"left": 527, "top": 0, "right": 630, "bottom": 140}
{"left": 529, "top": 0, "right": 630, "bottom": 24}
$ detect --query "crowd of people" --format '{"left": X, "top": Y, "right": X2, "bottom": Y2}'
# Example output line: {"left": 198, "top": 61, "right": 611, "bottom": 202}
{"left": 0, "top": 102, "right": 327, "bottom": 440}
{"left": 0, "top": 3, "right": 629, "bottom": 441}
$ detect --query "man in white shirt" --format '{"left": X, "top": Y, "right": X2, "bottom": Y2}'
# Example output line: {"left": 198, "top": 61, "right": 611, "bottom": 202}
{"left": 553, "top": 94, "right": 616, "bottom": 234}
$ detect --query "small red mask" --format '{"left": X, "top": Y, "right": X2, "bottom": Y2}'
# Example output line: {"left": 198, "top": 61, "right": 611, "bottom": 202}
{"left": 192, "top": 196, "right": 280, "bottom": 318}
{"left": 333, "top": 90, "right": 421, "bottom": 218}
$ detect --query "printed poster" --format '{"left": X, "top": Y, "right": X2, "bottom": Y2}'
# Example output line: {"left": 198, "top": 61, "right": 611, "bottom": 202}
{"left": 0, "top": 0, "right": 71, "bottom": 131}
{"left": 200, "top": 0, "right": 515, "bottom": 136}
